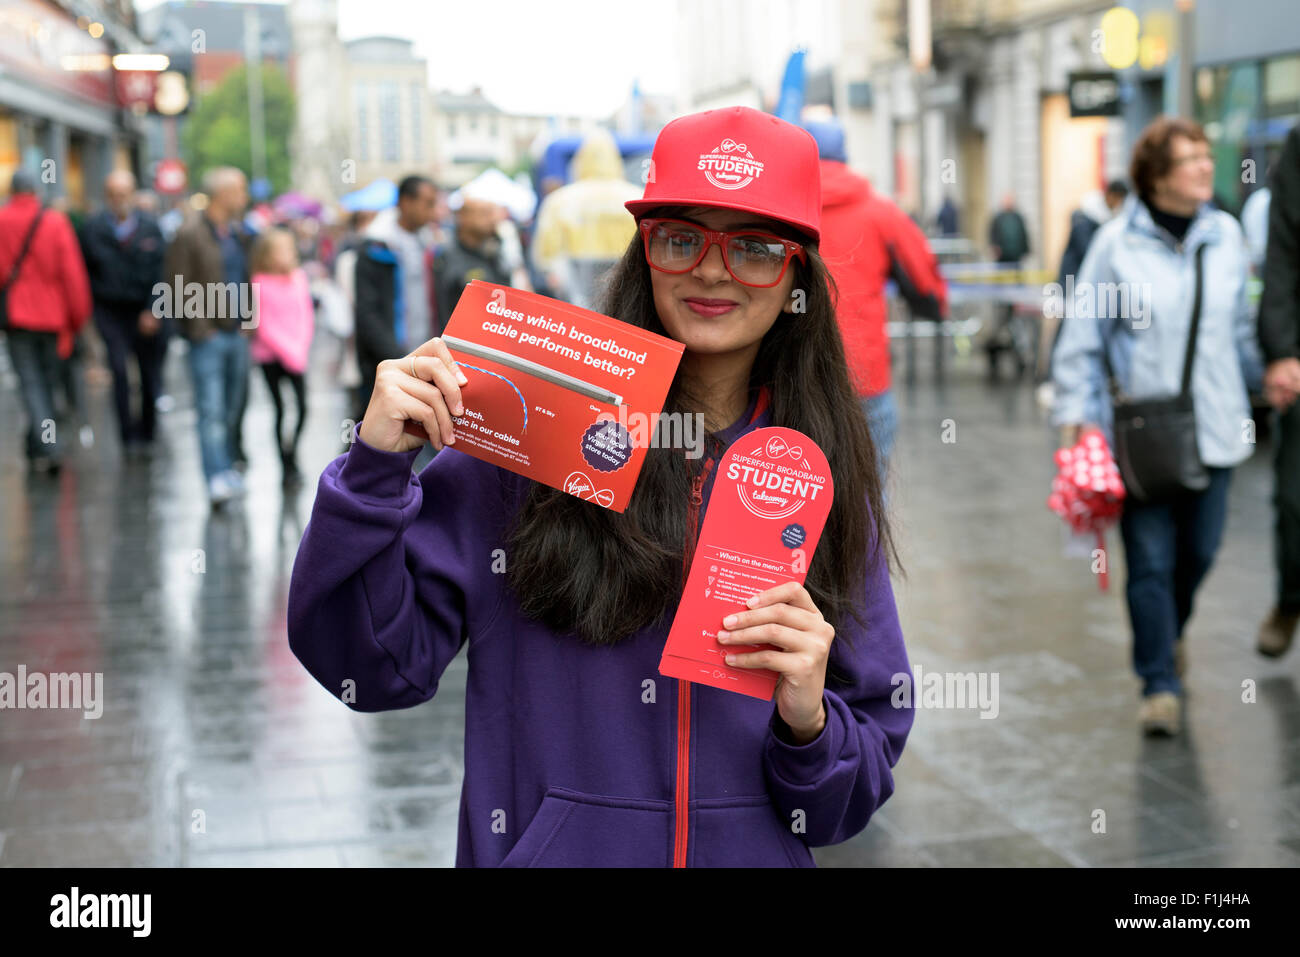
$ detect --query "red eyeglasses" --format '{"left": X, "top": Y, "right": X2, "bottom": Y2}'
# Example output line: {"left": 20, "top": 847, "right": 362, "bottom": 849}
{"left": 639, "top": 217, "right": 807, "bottom": 288}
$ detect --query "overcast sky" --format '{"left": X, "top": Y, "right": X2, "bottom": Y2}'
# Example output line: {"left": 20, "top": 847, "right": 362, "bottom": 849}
{"left": 136, "top": 0, "right": 681, "bottom": 118}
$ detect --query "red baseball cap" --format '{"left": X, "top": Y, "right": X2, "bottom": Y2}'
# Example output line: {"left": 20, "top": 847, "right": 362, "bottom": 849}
{"left": 625, "top": 106, "right": 821, "bottom": 243}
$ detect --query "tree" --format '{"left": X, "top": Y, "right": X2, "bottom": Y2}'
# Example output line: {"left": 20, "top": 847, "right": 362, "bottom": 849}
{"left": 182, "top": 63, "right": 296, "bottom": 195}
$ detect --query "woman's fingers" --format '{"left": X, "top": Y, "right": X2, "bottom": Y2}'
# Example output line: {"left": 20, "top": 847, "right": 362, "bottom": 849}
{"left": 746, "top": 581, "right": 821, "bottom": 615}
{"left": 412, "top": 354, "right": 466, "bottom": 418}
{"left": 722, "top": 643, "right": 811, "bottom": 673}
{"left": 717, "top": 605, "right": 823, "bottom": 650}
{"left": 717, "top": 623, "right": 810, "bottom": 658}
{"left": 391, "top": 390, "right": 441, "bottom": 449}
{"left": 400, "top": 374, "right": 457, "bottom": 448}
{"left": 412, "top": 337, "right": 467, "bottom": 385}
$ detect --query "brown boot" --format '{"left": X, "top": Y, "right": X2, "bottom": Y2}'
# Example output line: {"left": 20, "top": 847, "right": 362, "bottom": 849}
{"left": 1257, "top": 608, "right": 1300, "bottom": 658}
{"left": 1138, "top": 692, "right": 1181, "bottom": 736}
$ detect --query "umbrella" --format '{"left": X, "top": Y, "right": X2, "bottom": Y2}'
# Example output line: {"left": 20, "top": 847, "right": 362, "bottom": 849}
{"left": 274, "top": 191, "right": 324, "bottom": 220}
{"left": 340, "top": 179, "right": 398, "bottom": 212}
{"left": 1047, "top": 427, "right": 1125, "bottom": 591}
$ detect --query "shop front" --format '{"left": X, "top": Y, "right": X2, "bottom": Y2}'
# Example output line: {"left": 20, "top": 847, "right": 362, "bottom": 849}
{"left": 0, "top": 0, "right": 129, "bottom": 209}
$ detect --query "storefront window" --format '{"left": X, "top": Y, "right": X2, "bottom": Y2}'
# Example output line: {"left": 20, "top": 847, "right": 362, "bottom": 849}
{"left": 1198, "top": 62, "right": 1261, "bottom": 215}
{"left": 1264, "top": 55, "right": 1300, "bottom": 119}
{"left": 0, "top": 112, "right": 18, "bottom": 191}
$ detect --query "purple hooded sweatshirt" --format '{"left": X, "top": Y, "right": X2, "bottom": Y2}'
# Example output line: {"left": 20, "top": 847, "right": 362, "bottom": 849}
{"left": 287, "top": 393, "right": 914, "bottom": 866}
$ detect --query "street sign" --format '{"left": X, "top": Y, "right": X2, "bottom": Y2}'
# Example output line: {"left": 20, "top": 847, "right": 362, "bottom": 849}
{"left": 155, "top": 159, "right": 187, "bottom": 195}
{"left": 114, "top": 70, "right": 157, "bottom": 110}
{"left": 1068, "top": 71, "right": 1121, "bottom": 117}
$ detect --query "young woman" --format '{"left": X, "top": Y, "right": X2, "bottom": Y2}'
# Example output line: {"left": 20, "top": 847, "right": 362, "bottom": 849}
{"left": 249, "top": 227, "right": 315, "bottom": 487}
{"left": 288, "top": 106, "right": 913, "bottom": 867}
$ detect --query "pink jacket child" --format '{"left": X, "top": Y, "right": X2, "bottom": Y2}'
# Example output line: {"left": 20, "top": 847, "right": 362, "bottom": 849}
{"left": 250, "top": 268, "right": 315, "bottom": 373}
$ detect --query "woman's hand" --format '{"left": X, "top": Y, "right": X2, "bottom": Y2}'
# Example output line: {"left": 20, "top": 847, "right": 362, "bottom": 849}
{"left": 359, "top": 337, "right": 469, "bottom": 453}
{"left": 716, "top": 582, "right": 834, "bottom": 744}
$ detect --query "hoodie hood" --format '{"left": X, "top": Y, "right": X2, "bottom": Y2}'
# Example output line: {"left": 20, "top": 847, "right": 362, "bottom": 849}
{"left": 363, "top": 206, "right": 400, "bottom": 241}
{"left": 819, "top": 159, "right": 872, "bottom": 210}
{"left": 572, "top": 129, "right": 625, "bottom": 181}
{"left": 1077, "top": 190, "right": 1113, "bottom": 225}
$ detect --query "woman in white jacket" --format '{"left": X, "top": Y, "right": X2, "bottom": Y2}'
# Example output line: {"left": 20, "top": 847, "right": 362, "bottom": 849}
{"left": 1051, "top": 116, "right": 1263, "bottom": 736}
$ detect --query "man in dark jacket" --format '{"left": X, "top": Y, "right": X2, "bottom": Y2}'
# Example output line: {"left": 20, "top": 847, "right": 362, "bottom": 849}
{"left": 79, "top": 170, "right": 168, "bottom": 455}
{"left": 1257, "top": 122, "right": 1300, "bottom": 658}
{"left": 432, "top": 194, "right": 510, "bottom": 333}
{"left": 1056, "top": 180, "right": 1129, "bottom": 286}
{"left": 161, "top": 166, "right": 254, "bottom": 505}
{"left": 1042, "top": 180, "right": 1130, "bottom": 382}
{"left": 350, "top": 177, "right": 438, "bottom": 428}
{"left": 352, "top": 236, "right": 403, "bottom": 425}
{"left": 985, "top": 193, "right": 1032, "bottom": 375}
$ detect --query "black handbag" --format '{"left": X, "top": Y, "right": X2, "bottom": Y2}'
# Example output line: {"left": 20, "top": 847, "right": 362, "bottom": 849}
{"left": 1106, "top": 243, "right": 1210, "bottom": 505}
{"left": 0, "top": 206, "right": 46, "bottom": 331}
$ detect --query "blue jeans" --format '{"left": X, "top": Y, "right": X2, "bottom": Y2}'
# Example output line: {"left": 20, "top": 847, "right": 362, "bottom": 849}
{"left": 187, "top": 331, "right": 249, "bottom": 480}
{"left": 1118, "top": 467, "right": 1232, "bottom": 697}
{"left": 860, "top": 389, "right": 898, "bottom": 479}
{"left": 6, "top": 328, "right": 62, "bottom": 462}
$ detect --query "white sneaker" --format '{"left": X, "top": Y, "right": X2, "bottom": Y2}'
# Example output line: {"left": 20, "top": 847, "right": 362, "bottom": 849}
{"left": 222, "top": 469, "right": 248, "bottom": 498}
{"left": 209, "top": 472, "right": 235, "bottom": 505}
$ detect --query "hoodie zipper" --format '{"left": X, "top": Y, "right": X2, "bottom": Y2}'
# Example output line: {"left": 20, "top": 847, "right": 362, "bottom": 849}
{"left": 670, "top": 390, "right": 770, "bottom": 868}
{"left": 674, "top": 455, "right": 715, "bottom": 868}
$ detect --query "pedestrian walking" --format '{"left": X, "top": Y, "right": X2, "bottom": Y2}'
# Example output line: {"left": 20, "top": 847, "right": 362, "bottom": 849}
{"left": 1240, "top": 179, "right": 1272, "bottom": 274}
{"left": 986, "top": 192, "right": 1032, "bottom": 376}
{"left": 163, "top": 167, "right": 254, "bottom": 506}
{"left": 803, "top": 118, "right": 948, "bottom": 479}
{"left": 935, "top": 195, "right": 960, "bottom": 237}
{"left": 1052, "top": 116, "right": 1262, "bottom": 735}
{"left": 431, "top": 192, "right": 511, "bottom": 332}
{"left": 530, "top": 129, "right": 640, "bottom": 310}
{"left": 0, "top": 169, "right": 92, "bottom": 473}
{"left": 249, "top": 227, "right": 315, "bottom": 488}
{"left": 287, "top": 106, "right": 913, "bottom": 867}
{"left": 351, "top": 177, "right": 437, "bottom": 427}
{"left": 1040, "top": 180, "right": 1129, "bottom": 386}
{"left": 78, "top": 170, "right": 168, "bottom": 458}
{"left": 1256, "top": 121, "right": 1300, "bottom": 658}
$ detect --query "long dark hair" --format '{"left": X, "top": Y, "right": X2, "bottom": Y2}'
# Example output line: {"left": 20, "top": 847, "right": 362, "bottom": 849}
{"left": 506, "top": 208, "right": 897, "bottom": 647}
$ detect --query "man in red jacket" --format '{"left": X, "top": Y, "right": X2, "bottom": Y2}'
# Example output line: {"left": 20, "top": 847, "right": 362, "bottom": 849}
{"left": 802, "top": 120, "right": 948, "bottom": 479}
{"left": 0, "top": 170, "right": 92, "bottom": 472}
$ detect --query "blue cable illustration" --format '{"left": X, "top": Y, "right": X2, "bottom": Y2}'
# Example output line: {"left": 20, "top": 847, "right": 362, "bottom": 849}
{"left": 459, "top": 363, "right": 528, "bottom": 434}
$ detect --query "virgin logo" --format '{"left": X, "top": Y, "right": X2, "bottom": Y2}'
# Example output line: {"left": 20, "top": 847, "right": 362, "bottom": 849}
{"left": 764, "top": 436, "right": 804, "bottom": 460}
{"left": 720, "top": 139, "right": 747, "bottom": 153}
{"left": 564, "top": 471, "right": 616, "bottom": 508}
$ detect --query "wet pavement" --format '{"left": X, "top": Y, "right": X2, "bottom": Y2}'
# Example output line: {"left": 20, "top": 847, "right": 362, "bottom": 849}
{"left": 1, "top": 336, "right": 1298, "bottom": 867}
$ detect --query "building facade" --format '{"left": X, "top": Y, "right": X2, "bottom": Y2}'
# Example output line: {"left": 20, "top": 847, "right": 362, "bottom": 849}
{"left": 869, "top": 0, "right": 1300, "bottom": 270}
{"left": 289, "top": 0, "right": 347, "bottom": 202}
{"left": 431, "top": 87, "right": 588, "bottom": 187}
{"left": 343, "top": 36, "right": 431, "bottom": 189}
{"left": 0, "top": 0, "right": 148, "bottom": 209}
